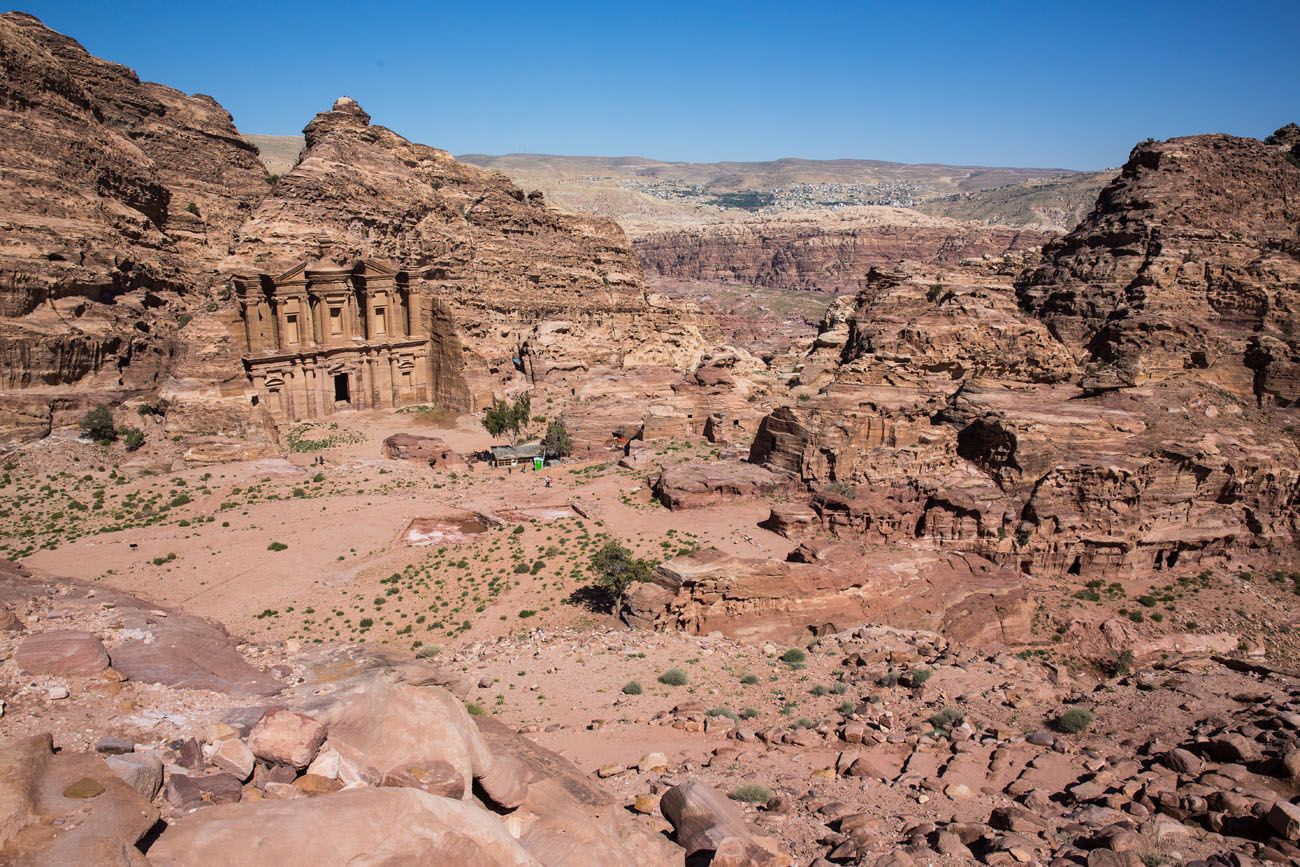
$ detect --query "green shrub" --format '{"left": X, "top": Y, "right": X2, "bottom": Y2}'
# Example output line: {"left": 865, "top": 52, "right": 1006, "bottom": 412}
{"left": 780, "top": 648, "right": 806, "bottom": 665}
{"left": 740, "top": 673, "right": 759, "bottom": 685}
{"left": 465, "top": 702, "right": 486, "bottom": 716}
{"left": 910, "top": 668, "right": 932, "bottom": 687}
{"left": 517, "top": 609, "right": 536, "bottom": 618}
{"left": 658, "top": 668, "right": 688, "bottom": 686}
{"left": 739, "top": 707, "right": 759, "bottom": 720}
{"left": 1057, "top": 707, "right": 1095, "bottom": 733}
{"left": 810, "top": 684, "right": 828, "bottom": 696}
{"left": 267, "top": 541, "right": 288, "bottom": 551}
{"left": 729, "top": 784, "right": 772, "bottom": 803}
{"left": 120, "top": 427, "right": 145, "bottom": 452}
{"left": 837, "top": 700, "right": 856, "bottom": 715}
{"left": 622, "top": 680, "right": 642, "bottom": 695}
{"left": 706, "top": 707, "right": 739, "bottom": 721}
{"left": 928, "top": 707, "right": 964, "bottom": 731}
{"left": 81, "top": 406, "right": 117, "bottom": 443}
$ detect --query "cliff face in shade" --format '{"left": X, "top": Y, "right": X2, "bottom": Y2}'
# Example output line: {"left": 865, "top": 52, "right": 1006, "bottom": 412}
{"left": 1016, "top": 126, "right": 1300, "bottom": 399}
{"left": 634, "top": 208, "right": 1056, "bottom": 293}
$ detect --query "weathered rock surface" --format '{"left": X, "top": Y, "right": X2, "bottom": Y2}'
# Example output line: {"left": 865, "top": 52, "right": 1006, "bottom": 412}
{"left": 635, "top": 208, "right": 1054, "bottom": 293}
{"left": 1017, "top": 126, "right": 1300, "bottom": 399}
{"left": 0, "top": 733, "right": 158, "bottom": 866}
{"left": 147, "top": 788, "right": 541, "bottom": 867}
{"left": 14, "top": 629, "right": 108, "bottom": 676}
{"left": 382, "top": 433, "right": 464, "bottom": 466}
{"left": 0, "top": 12, "right": 269, "bottom": 441}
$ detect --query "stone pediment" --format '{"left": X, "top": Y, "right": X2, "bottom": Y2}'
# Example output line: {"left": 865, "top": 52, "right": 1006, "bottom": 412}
{"left": 271, "top": 257, "right": 401, "bottom": 285}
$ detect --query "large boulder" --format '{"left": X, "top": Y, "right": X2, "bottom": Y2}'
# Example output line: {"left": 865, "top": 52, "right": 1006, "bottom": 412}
{"left": 653, "top": 461, "right": 792, "bottom": 509}
{"left": 382, "top": 433, "right": 464, "bottom": 467}
{"left": 14, "top": 630, "right": 109, "bottom": 676}
{"left": 0, "top": 734, "right": 158, "bottom": 866}
{"left": 305, "top": 674, "right": 527, "bottom": 808}
{"left": 146, "top": 788, "right": 540, "bottom": 866}
{"left": 474, "top": 716, "right": 684, "bottom": 867}
{"left": 247, "top": 710, "right": 326, "bottom": 769}
{"left": 660, "top": 782, "right": 789, "bottom": 865}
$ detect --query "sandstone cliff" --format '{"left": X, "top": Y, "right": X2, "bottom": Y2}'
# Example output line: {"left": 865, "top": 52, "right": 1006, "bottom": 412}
{"left": 634, "top": 208, "right": 1056, "bottom": 294}
{"left": 1017, "top": 126, "right": 1300, "bottom": 399}
{"left": 729, "top": 128, "right": 1300, "bottom": 596}
{"left": 0, "top": 12, "right": 270, "bottom": 443}
{"left": 0, "top": 16, "right": 710, "bottom": 447}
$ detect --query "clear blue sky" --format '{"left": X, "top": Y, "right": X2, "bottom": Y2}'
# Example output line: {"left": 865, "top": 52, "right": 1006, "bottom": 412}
{"left": 15, "top": 0, "right": 1300, "bottom": 170}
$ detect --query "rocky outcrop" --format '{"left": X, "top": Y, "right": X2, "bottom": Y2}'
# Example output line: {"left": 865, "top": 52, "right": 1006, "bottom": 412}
{"left": 635, "top": 208, "right": 1055, "bottom": 293}
{"left": 741, "top": 128, "right": 1300, "bottom": 591}
{"left": 0, "top": 12, "right": 267, "bottom": 403}
{"left": 624, "top": 545, "right": 1029, "bottom": 647}
{"left": 0, "top": 16, "right": 713, "bottom": 449}
{"left": 1017, "top": 126, "right": 1300, "bottom": 399}
{"left": 0, "top": 561, "right": 683, "bottom": 866}
{"left": 222, "top": 96, "right": 709, "bottom": 407}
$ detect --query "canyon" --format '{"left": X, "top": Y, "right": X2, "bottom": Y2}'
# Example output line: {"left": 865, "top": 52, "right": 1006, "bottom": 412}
{"left": 1, "top": 11, "right": 1300, "bottom": 867}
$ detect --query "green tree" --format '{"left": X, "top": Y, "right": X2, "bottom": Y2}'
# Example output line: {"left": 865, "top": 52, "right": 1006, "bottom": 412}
{"left": 542, "top": 419, "right": 572, "bottom": 459}
{"left": 589, "top": 540, "right": 656, "bottom": 612}
{"left": 80, "top": 406, "right": 117, "bottom": 444}
{"left": 481, "top": 393, "right": 533, "bottom": 443}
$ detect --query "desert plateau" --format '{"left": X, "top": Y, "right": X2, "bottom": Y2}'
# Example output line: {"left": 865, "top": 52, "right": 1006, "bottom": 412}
{"left": 1, "top": 5, "right": 1299, "bottom": 866}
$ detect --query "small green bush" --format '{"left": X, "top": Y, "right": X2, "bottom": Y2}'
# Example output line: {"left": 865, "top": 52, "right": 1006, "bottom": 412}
{"left": 729, "top": 784, "right": 772, "bottom": 803}
{"left": 928, "top": 707, "right": 964, "bottom": 730}
{"left": 780, "top": 648, "right": 806, "bottom": 665}
{"left": 658, "top": 668, "right": 688, "bottom": 686}
{"left": 622, "top": 680, "right": 642, "bottom": 695}
{"left": 706, "top": 707, "right": 739, "bottom": 721}
{"left": 120, "top": 427, "right": 145, "bottom": 452}
{"left": 740, "top": 673, "right": 759, "bottom": 685}
{"left": 810, "top": 684, "right": 828, "bottom": 696}
{"left": 81, "top": 406, "right": 117, "bottom": 443}
{"left": 739, "top": 707, "right": 759, "bottom": 720}
{"left": 1057, "top": 707, "right": 1095, "bottom": 733}
{"left": 465, "top": 702, "right": 486, "bottom": 716}
{"left": 910, "top": 668, "right": 932, "bottom": 687}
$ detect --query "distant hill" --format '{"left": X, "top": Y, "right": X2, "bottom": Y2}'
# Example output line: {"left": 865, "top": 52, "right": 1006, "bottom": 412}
{"left": 916, "top": 169, "right": 1116, "bottom": 232}
{"left": 243, "top": 134, "right": 303, "bottom": 176}
{"left": 239, "top": 135, "right": 1101, "bottom": 233}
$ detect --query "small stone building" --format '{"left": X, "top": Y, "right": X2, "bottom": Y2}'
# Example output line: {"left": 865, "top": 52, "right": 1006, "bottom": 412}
{"left": 233, "top": 259, "right": 441, "bottom": 422}
{"left": 489, "top": 442, "right": 544, "bottom": 468}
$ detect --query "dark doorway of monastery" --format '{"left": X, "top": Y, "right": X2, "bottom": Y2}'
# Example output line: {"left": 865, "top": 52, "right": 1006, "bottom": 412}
{"left": 333, "top": 373, "right": 350, "bottom": 405}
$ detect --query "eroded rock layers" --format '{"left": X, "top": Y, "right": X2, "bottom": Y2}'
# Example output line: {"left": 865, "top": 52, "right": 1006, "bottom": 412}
{"left": 0, "top": 14, "right": 709, "bottom": 446}
{"left": 740, "top": 129, "right": 1300, "bottom": 590}
{"left": 634, "top": 210, "right": 1056, "bottom": 293}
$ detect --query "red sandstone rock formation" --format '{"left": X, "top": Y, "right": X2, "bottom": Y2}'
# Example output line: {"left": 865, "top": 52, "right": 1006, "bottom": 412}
{"left": 635, "top": 208, "right": 1056, "bottom": 294}
{"left": 1017, "top": 126, "right": 1300, "bottom": 400}
{"left": 0, "top": 15, "right": 710, "bottom": 449}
